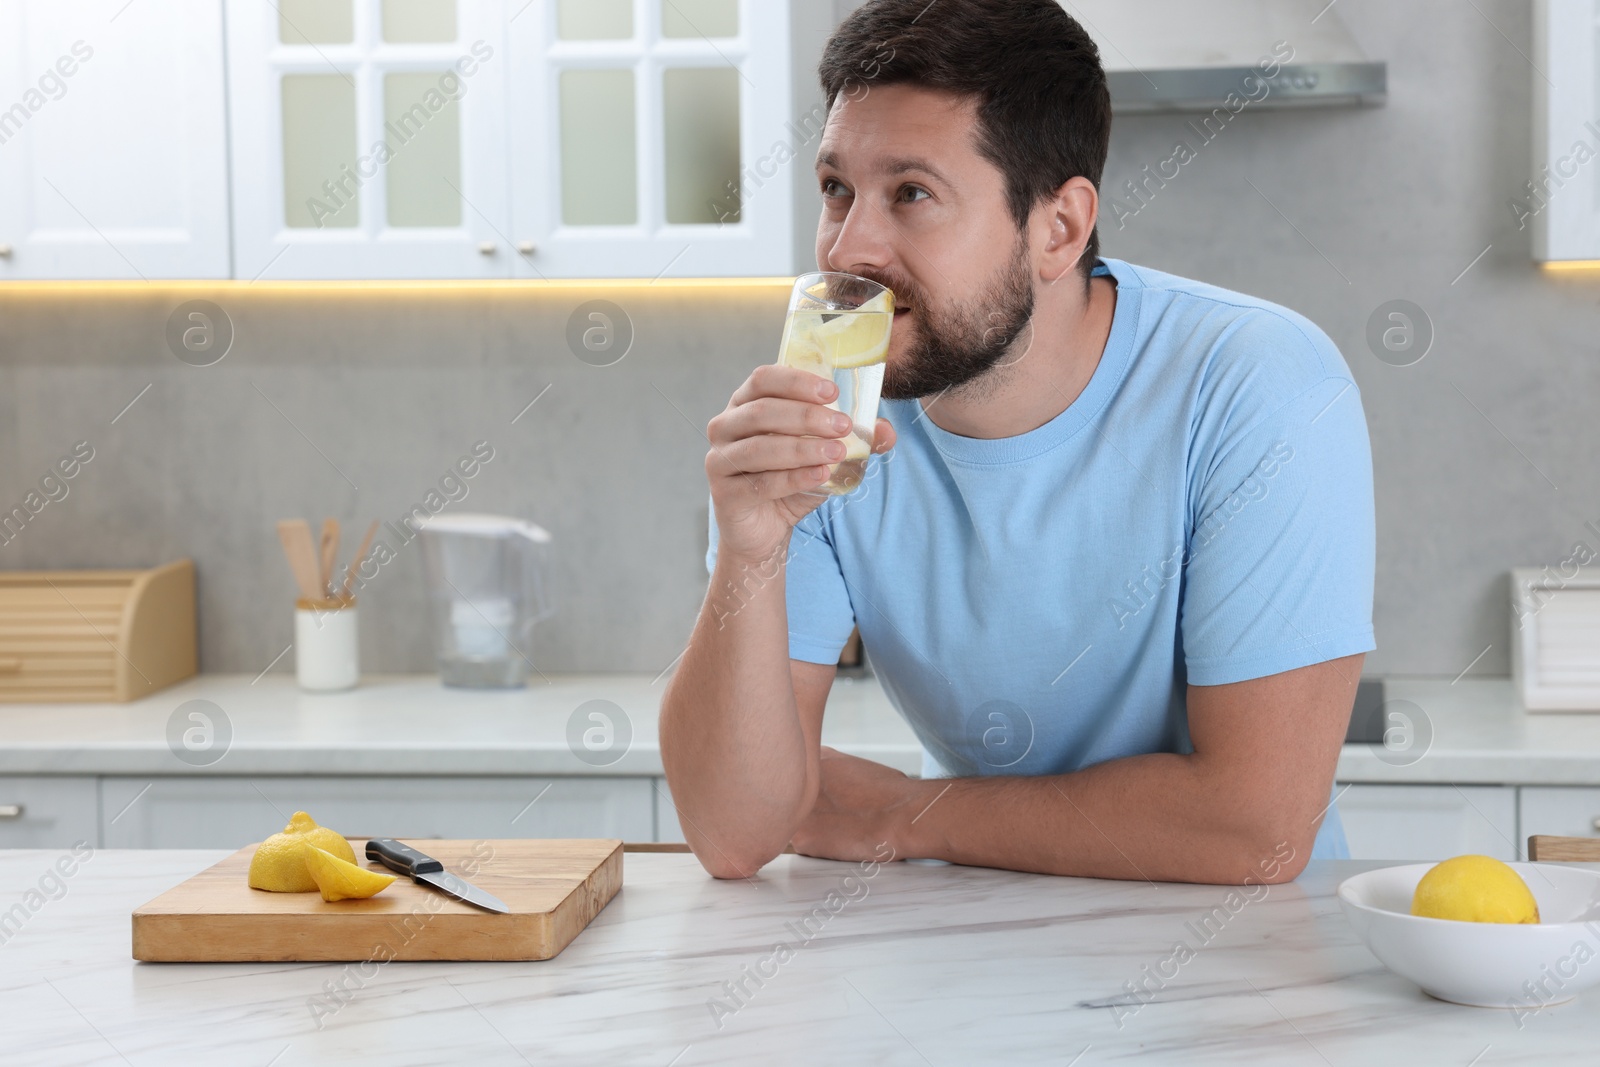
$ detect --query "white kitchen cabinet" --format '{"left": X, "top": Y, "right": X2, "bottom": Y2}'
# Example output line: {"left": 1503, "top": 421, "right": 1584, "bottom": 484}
{"left": 228, "top": 0, "right": 830, "bottom": 279}
{"left": 1519, "top": 786, "right": 1600, "bottom": 843}
{"left": 0, "top": 0, "right": 231, "bottom": 279}
{"left": 100, "top": 776, "right": 654, "bottom": 848}
{"left": 505, "top": 0, "right": 828, "bottom": 278}
{"left": 1338, "top": 784, "right": 1519, "bottom": 862}
{"left": 0, "top": 777, "right": 99, "bottom": 849}
{"left": 226, "top": 0, "right": 512, "bottom": 279}
{"left": 1533, "top": 1, "right": 1600, "bottom": 262}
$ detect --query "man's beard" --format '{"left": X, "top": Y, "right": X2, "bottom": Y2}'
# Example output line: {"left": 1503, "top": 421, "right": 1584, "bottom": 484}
{"left": 871, "top": 238, "right": 1036, "bottom": 402}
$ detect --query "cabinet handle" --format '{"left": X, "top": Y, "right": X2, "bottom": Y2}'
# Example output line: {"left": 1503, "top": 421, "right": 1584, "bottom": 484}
{"left": 477, "top": 241, "right": 496, "bottom": 255}
{"left": 516, "top": 241, "right": 537, "bottom": 256}
{"left": 0, "top": 243, "right": 12, "bottom": 257}
{"left": 1591, "top": 816, "right": 1600, "bottom": 833}
{"left": 0, "top": 658, "right": 20, "bottom": 673}
{"left": 0, "top": 805, "right": 23, "bottom": 819}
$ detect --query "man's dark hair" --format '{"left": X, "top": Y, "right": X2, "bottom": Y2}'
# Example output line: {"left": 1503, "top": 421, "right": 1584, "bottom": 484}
{"left": 818, "top": 0, "right": 1112, "bottom": 276}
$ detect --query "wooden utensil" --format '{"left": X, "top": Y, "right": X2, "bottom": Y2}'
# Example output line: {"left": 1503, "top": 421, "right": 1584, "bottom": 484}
{"left": 132, "top": 839, "right": 622, "bottom": 962}
{"left": 276, "top": 520, "right": 323, "bottom": 601}
{"left": 340, "top": 519, "right": 380, "bottom": 598}
{"left": 317, "top": 518, "right": 339, "bottom": 597}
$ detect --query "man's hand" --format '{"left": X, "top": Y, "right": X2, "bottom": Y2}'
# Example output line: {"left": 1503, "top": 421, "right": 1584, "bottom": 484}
{"left": 789, "top": 746, "right": 925, "bottom": 862}
{"left": 706, "top": 365, "right": 896, "bottom": 564}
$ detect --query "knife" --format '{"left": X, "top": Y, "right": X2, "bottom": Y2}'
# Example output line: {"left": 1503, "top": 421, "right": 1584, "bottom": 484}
{"left": 365, "top": 839, "right": 509, "bottom": 914}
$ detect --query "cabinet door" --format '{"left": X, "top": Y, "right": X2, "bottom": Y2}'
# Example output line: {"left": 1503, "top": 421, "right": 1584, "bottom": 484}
{"left": 0, "top": 777, "right": 99, "bottom": 849}
{"left": 1338, "top": 784, "right": 1519, "bottom": 862}
{"left": 0, "top": 0, "right": 230, "bottom": 278}
{"left": 507, "top": 0, "right": 808, "bottom": 278}
{"left": 100, "top": 776, "right": 653, "bottom": 848}
{"left": 1520, "top": 786, "right": 1600, "bottom": 843}
{"left": 225, "top": 0, "right": 510, "bottom": 279}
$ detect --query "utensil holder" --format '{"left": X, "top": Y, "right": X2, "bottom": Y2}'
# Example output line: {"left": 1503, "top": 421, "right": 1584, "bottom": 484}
{"left": 295, "top": 596, "right": 358, "bottom": 691}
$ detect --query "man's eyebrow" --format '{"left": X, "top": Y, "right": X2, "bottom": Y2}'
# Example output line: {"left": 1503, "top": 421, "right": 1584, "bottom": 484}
{"left": 883, "top": 157, "right": 947, "bottom": 182}
{"left": 814, "top": 151, "right": 950, "bottom": 184}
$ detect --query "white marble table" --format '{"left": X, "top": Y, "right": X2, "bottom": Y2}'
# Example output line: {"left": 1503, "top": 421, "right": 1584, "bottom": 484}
{"left": 6, "top": 849, "right": 1598, "bottom": 1065}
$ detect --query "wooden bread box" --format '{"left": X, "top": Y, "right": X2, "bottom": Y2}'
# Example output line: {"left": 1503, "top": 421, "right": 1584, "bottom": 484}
{"left": 0, "top": 559, "right": 197, "bottom": 702}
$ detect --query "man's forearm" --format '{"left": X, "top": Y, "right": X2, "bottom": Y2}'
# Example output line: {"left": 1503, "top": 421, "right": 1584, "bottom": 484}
{"left": 659, "top": 542, "right": 815, "bottom": 878}
{"left": 894, "top": 753, "right": 1316, "bottom": 884}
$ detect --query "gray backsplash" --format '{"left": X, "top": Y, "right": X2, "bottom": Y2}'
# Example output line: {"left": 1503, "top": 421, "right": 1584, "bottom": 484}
{"left": 0, "top": 0, "right": 1592, "bottom": 680}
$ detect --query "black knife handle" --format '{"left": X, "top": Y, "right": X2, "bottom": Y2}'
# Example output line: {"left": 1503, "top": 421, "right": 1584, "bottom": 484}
{"left": 366, "top": 838, "right": 444, "bottom": 878}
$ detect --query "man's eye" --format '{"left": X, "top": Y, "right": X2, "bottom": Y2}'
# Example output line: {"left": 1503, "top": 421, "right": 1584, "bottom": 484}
{"left": 899, "top": 185, "right": 930, "bottom": 203}
{"left": 821, "top": 178, "right": 848, "bottom": 198}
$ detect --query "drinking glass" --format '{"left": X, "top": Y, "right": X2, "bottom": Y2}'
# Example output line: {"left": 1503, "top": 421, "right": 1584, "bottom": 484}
{"left": 775, "top": 271, "right": 894, "bottom": 494}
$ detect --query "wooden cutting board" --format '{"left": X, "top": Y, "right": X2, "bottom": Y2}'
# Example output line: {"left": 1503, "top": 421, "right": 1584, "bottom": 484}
{"left": 132, "top": 838, "right": 622, "bottom": 962}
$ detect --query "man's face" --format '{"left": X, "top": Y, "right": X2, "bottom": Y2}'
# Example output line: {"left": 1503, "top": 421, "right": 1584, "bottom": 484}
{"left": 814, "top": 84, "right": 1035, "bottom": 401}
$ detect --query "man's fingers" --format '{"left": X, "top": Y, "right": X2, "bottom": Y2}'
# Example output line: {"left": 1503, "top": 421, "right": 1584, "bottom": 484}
{"left": 708, "top": 434, "right": 847, "bottom": 479}
{"left": 730, "top": 364, "right": 839, "bottom": 408}
{"left": 871, "top": 418, "right": 897, "bottom": 454}
{"left": 710, "top": 396, "right": 854, "bottom": 447}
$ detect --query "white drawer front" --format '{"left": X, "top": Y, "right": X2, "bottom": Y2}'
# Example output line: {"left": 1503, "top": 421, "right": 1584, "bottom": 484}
{"left": 1338, "top": 784, "right": 1518, "bottom": 861}
{"left": 0, "top": 777, "right": 99, "bottom": 849}
{"left": 653, "top": 778, "right": 686, "bottom": 844}
{"left": 100, "top": 776, "right": 653, "bottom": 848}
{"left": 1520, "top": 787, "right": 1600, "bottom": 842}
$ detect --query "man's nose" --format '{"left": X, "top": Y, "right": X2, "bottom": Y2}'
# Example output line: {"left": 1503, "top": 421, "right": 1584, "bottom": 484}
{"left": 821, "top": 197, "right": 896, "bottom": 276}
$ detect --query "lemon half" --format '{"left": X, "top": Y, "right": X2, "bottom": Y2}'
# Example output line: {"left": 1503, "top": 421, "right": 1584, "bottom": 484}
{"left": 247, "top": 811, "right": 359, "bottom": 893}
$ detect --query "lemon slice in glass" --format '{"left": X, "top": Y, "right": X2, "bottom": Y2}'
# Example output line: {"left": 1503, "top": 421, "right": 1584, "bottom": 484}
{"left": 810, "top": 292, "right": 894, "bottom": 370}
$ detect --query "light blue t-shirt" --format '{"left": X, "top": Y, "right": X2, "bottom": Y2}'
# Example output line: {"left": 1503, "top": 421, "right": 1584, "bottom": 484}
{"left": 708, "top": 258, "right": 1374, "bottom": 860}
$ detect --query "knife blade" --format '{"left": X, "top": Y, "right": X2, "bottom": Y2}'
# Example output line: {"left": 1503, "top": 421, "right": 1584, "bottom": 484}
{"left": 365, "top": 838, "right": 509, "bottom": 914}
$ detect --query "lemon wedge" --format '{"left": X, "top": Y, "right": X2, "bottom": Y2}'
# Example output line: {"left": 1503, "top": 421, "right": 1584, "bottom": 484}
{"left": 810, "top": 291, "right": 894, "bottom": 370}
{"left": 302, "top": 843, "right": 398, "bottom": 902}
{"left": 247, "top": 811, "right": 358, "bottom": 893}
{"left": 1411, "top": 855, "right": 1540, "bottom": 924}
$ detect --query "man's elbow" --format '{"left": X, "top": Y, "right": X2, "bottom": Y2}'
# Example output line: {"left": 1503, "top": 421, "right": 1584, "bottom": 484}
{"left": 694, "top": 845, "right": 773, "bottom": 881}
{"left": 1234, "top": 823, "right": 1313, "bottom": 885}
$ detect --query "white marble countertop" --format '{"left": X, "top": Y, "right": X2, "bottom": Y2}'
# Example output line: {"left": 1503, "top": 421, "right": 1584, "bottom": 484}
{"left": 0, "top": 672, "right": 923, "bottom": 776}
{"left": 6, "top": 848, "right": 1598, "bottom": 1065}
{"left": 3, "top": 673, "right": 1600, "bottom": 784}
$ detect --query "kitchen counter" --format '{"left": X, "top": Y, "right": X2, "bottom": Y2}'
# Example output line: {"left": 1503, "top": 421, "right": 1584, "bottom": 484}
{"left": 6, "top": 848, "right": 1598, "bottom": 1064}
{"left": 0, "top": 672, "right": 923, "bottom": 776}
{"left": 4, "top": 673, "right": 1600, "bottom": 784}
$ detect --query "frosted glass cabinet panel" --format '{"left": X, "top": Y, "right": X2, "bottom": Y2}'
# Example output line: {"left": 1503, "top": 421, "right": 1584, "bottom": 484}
{"left": 281, "top": 74, "right": 360, "bottom": 228}
{"left": 0, "top": 0, "right": 231, "bottom": 278}
{"left": 227, "top": 0, "right": 508, "bottom": 279}
{"left": 661, "top": 0, "right": 739, "bottom": 38}
{"left": 383, "top": 71, "right": 464, "bottom": 226}
{"left": 559, "top": 69, "right": 638, "bottom": 225}
{"left": 663, "top": 66, "right": 741, "bottom": 224}
{"left": 278, "top": 0, "right": 355, "bottom": 44}
{"left": 382, "top": 0, "right": 458, "bottom": 42}
{"left": 558, "top": 0, "right": 633, "bottom": 40}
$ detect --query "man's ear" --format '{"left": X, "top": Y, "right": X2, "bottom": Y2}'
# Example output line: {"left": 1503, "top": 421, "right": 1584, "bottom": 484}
{"left": 1038, "top": 176, "right": 1098, "bottom": 284}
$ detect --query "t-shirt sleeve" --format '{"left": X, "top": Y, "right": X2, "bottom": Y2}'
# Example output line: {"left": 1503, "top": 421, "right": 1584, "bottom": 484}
{"left": 1180, "top": 318, "right": 1377, "bottom": 686}
{"left": 706, "top": 502, "right": 856, "bottom": 665}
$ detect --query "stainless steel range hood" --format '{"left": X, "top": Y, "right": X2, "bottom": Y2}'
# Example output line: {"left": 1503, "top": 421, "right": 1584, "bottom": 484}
{"left": 1061, "top": 0, "right": 1386, "bottom": 112}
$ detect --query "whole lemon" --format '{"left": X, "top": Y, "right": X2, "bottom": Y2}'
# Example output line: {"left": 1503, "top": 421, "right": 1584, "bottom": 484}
{"left": 247, "top": 811, "right": 358, "bottom": 893}
{"left": 1411, "top": 855, "right": 1540, "bottom": 924}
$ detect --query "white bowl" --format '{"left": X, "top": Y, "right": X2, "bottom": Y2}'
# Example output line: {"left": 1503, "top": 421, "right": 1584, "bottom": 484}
{"left": 1338, "top": 863, "right": 1600, "bottom": 1008}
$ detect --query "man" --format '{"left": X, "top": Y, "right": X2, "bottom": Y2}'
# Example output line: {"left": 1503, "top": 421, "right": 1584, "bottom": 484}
{"left": 660, "top": 0, "right": 1373, "bottom": 885}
